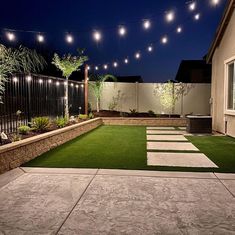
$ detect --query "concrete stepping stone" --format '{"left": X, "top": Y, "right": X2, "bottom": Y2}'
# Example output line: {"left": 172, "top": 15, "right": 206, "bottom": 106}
{"left": 147, "top": 152, "right": 218, "bottom": 168}
{"left": 147, "top": 127, "right": 175, "bottom": 130}
{"left": 147, "top": 130, "right": 185, "bottom": 135}
{"left": 147, "top": 142, "right": 199, "bottom": 151}
{"left": 147, "top": 135, "right": 188, "bottom": 142}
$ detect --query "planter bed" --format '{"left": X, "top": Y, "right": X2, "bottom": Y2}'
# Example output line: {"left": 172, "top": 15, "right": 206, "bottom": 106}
{"left": 0, "top": 118, "right": 102, "bottom": 174}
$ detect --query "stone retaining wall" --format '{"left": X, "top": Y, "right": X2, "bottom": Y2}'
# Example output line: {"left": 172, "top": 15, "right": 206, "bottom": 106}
{"left": 0, "top": 118, "right": 102, "bottom": 174}
{"left": 102, "top": 118, "right": 187, "bottom": 126}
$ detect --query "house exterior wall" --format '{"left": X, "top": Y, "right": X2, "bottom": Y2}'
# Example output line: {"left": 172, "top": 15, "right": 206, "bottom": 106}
{"left": 88, "top": 82, "right": 211, "bottom": 116}
{"left": 211, "top": 10, "right": 235, "bottom": 137}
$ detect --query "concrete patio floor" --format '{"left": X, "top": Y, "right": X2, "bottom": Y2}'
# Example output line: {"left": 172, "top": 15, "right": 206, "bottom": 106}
{"left": 0, "top": 168, "right": 235, "bottom": 235}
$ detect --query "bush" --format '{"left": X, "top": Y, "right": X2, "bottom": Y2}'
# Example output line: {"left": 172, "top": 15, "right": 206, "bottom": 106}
{"left": 31, "top": 117, "right": 50, "bottom": 132}
{"left": 88, "top": 112, "right": 94, "bottom": 119}
{"left": 79, "top": 114, "right": 88, "bottom": 120}
{"left": 12, "top": 134, "right": 21, "bottom": 142}
{"left": 55, "top": 117, "right": 68, "bottom": 128}
{"left": 18, "top": 125, "right": 30, "bottom": 135}
{"left": 148, "top": 110, "right": 156, "bottom": 117}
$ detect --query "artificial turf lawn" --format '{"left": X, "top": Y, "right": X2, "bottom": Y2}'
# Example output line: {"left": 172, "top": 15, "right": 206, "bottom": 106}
{"left": 24, "top": 125, "right": 235, "bottom": 173}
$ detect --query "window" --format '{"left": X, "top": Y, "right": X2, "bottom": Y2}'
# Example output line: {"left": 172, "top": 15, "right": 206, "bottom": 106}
{"left": 227, "top": 61, "right": 235, "bottom": 110}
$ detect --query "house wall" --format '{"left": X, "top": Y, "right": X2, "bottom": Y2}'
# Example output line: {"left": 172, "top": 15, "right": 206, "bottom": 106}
{"left": 88, "top": 82, "right": 211, "bottom": 116}
{"left": 211, "top": 10, "right": 235, "bottom": 137}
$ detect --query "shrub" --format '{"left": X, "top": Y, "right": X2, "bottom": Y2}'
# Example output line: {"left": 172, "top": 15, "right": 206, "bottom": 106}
{"left": 12, "top": 134, "right": 21, "bottom": 142}
{"left": 148, "top": 110, "right": 156, "bottom": 117}
{"left": 79, "top": 114, "right": 88, "bottom": 120}
{"left": 18, "top": 125, "right": 30, "bottom": 135}
{"left": 55, "top": 117, "right": 68, "bottom": 128}
{"left": 88, "top": 112, "right": 94, "bottom": 119}
{"left": 31, "top": 117, "right": 50, "bottom": 132}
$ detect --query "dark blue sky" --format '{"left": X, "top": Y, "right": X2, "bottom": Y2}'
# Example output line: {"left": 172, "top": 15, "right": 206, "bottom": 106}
{"left": 0, "top": 0, "right": 226, "bottom": 82}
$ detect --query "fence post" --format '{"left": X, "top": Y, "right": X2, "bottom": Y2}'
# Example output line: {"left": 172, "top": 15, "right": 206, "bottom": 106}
{"left": 27, "top": 76, "right": 32, "bottom": 123}
{"left": 84, "top": 65, "right": 89, "bottom": 115}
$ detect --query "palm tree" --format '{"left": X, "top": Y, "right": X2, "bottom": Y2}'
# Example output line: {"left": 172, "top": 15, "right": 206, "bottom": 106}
{"left": 0, "top": 44, "right": 46, "bottom": 102}
{"left": 89, "top": 74, "right": 116, "bottom": 112}
{"left": 52, "top": 49, "right": 88, "bottom": 119}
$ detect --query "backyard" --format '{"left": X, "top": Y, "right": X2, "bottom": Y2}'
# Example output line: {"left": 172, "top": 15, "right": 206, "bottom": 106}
{"left": 24, "top": 125, "right": 235, "bottom": 173}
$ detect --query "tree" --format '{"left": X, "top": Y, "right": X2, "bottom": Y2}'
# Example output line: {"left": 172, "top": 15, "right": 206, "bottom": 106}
{"left": 89, "top": 74, "right": 116, "bottom": 112}
{"left": 52, "top": 49, "right": 88, "bottom": 119}
{"left": 0, "top": 44, "right": 46, "bottom": 102}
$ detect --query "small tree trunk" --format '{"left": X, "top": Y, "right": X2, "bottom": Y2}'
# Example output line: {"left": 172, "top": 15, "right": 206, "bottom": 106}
{"left": 96, "top": 98, "right": 100, "bottom": 113}
{"left": 65, "top": 78, "right": 69, "bottom": 119}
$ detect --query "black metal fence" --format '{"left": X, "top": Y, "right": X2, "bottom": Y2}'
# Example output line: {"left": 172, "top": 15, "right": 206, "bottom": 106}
{"left": 0, "top": 74, "right": 85, "bottom": 134}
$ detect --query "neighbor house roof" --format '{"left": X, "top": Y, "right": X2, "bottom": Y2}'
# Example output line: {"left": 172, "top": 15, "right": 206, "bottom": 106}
{"left": 207, "top": 0, "right": 235, "bottom": 63}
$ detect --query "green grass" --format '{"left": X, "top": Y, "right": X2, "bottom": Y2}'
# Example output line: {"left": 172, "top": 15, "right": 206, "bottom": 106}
{"left": 24, "top": 125, "right": 235, "bottom": 173}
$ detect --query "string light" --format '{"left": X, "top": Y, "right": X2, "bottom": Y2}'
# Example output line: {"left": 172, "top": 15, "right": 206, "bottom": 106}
{"left": 95, "top": 66, "right": 99, "bottom": 70}
{"left": 37, "top": 34, "right": 44, "bottom": 43}
{"left": 66, "top": 34, "right": 73, "bottom": 43}
{"left": 211, "top": 0, "right": 220, "bottom": 6}
{"left": 64, "top": 81, "right": 68, "bottom": 86}
{"left": 161, "top": 36, "right": 168, "bottom": 44}
{"left": 6, "top": 32, "right": 15, "bottom": 41}
{"left": 143, "top": 19, "right": 151, "bottom": 30}
{"left": 176, "top": 26, "right": 182, "bottom": 33}
{"left": 13, "top": 77, "right": 18, "bottom": 82}
{"left": 93, "top": 31, "right": 102, "bottom": 42}
{"left": 39, "top": 79, "right": 43, "bottom": 84}
{"left": 87, "top": 66, "right": 90, "bottom": 70}
{"left": 118, "top": 26, "right": 126, "bottom": 36}
{"left": 81, "top": 84, "right": 84, "bottom": 88}
{"left": 148, "top": 46, "right": 153, "bottom": 52}
{"left": 135, "top": 52, "right": 141, "bottom": 59}
{"left": 124, "top": 58, "right": 129, "bottom": 64}
{"left": 194, "top": 13, "right": 200, "bottom": 20}
{"left": 48, "top": 79, "right": 52, "bottom": 84}
{"left": 189, "top": 2, "right": 196, "bottom": 11}
{"left": 71, "top": 83, "right": 74, "bottom": 87}
{"left": 113, "top": 62, "right": 118, "bottom": 67}
{"left": 104, "top": 64, "right": 108, "bottom": 70}
{"left": 76, "top": 84, "right": 79, "bottom": 88}
{"left": 56, "top": 81, "right": 60, "bottom": 86}
{"left": 165, "top": 11, "right": 175, "bottom": 22}
{"left": 26, "top": 76, "right": 32, "bottom": 82}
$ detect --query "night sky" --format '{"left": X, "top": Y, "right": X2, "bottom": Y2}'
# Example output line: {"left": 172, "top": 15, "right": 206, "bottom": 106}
{"left": 0, "top": 0, "right": 227, "bottom": 82}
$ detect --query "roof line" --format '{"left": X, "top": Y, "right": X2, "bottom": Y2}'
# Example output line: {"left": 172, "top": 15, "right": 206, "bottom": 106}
{"left": 207, "top": 0, "right": 235, "bottom": 63}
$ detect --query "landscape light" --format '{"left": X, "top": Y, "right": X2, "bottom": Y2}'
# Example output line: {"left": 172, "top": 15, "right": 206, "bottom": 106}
{"left": 39, "top": 79, "right": 43, "bottom": 84}
{"left": 66, "top": 34, "right": 73, "bottom": 43}
{"left": 124, "top": 58, "right": 129, "bottom": 64}
{"left": 119, "top": 26, "right": 126, "bottom": 36}
{"left": 95, "top": 66, "right": 99, "bottom": 70}
{"left": 104, "top": 64, "right": 108, "bottom": 70}
{"left": 113, "top": 62, "right": 118, "bottom": 67}
{"left": 37, "top": 34, "right": 44, "bottom": 43}
{"left": 194, "top": 13, "right": 200, "bottom": 20}
{"left": 189, "top": 2, "right": 196, "bottom": 11}
{"left": 143, "top": 20, "right": 151, "bottom": 30}
{"left": 165, "top": 11, "right": 175, "bottom": 22}
{"left": 176, "top": 26, "right": 182, "bottom": 33}
{"left": 13, "top": 77, "right": 18, "bottom": 82}
{"left": 148, "top": 46, "right": 153, "bottom": 52}
{"left": 93, "top": 31, "right": 102, "bottom": 42}
{"left": 6, "top": 32, "right": 15, "bottom": 41}
{"left": 135, "top": 52, "right": 141, "bottom": 59}
{"left": 161, "top": 36, "right": 168, "bottom": 44}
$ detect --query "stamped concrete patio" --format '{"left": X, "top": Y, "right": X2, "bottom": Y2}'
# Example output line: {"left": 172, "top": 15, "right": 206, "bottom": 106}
{"left": 0, "top": 167, "right": 235, "bottom": 234}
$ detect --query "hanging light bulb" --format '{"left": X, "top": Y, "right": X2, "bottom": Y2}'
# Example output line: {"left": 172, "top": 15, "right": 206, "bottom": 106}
{"left": 211, "top": 0, "right": 220, "bottom": 6}
{"left": 6, "top": 32, "right": 15, "bottom": 41}
{"left": 13, "top": 77, "right": 18, "bottom": 82}
{"left": 66, "top": 34, "right": 73, "bottom": 43}
{"left": 56, "top": 81, "right": 60, "bottom": 86}
{"left": 48, "top": 79, "right": 52, "bottom": 84}
{"left": 161, "top": 36, "right": 168, "bottom": 44}
{"left": 189, "top": 2, "right": 196, "bottom": 11}
{"left": 165, "top": 11, "right": 175, "bottom": 22}
{"left": 95, "top": 66, "right": 99, "bottom": 71}
{"left": 194, "top": 13, "right": 200, "bottom": 21}
{"left": 37, "top": 34, "right": 44, "bottom": 43}
{"left": 93, "top": 31, "right": 102, "bottom": 42}
{"left": 39, "top": 79, "right": 43, "bottom": 84}
{"left": 113, "top": 62, "right": 118, "bottom": 67}
{"left": 104, "top": 64, "right": 108, "bottom": 70}
{"left": 176, "top": 26, "right": 182, "bottom": 33}
{"left": 76, "top": 84, "right": 79, "bottom": 88}
{"left": 118, "top": 26, "right": 126, "bottom": 36}
{"left": 124, "top": 58, "right": 129, "bottom": 64}
{"left": 143, "top": 19, "right": 151, "bottom": 30}
{"left": 148, "top": 46, "right": 153, "bottom": 52}
{"left": 87, "top": 66, "right": 91, "bottom": 70}
{"left": 71, "top": 83, "right": 74, "bottom": 87}
{"left": 26, "top": 75, "right": 32, "bottom": 82}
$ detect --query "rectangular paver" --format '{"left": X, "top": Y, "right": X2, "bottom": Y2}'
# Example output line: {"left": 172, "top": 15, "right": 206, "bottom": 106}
{"left": 147, "top": 152, "right": 218, "bottom": 168}
{"left": 147, "top": 142, "right": 199, "bottom": 151}
{"left": 147, "top": 135, "right": 188, "bottom": 141}
{"left": 147, "top": 127, "right": 175, "bottom": 130}
{"left": 147, "top": 130, "right": 185, "bottom": 135}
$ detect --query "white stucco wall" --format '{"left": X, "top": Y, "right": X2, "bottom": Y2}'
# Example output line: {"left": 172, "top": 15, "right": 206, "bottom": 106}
{"left": 211, "top": 9, "right": 235, "bottom": 137}
{"left": 88, "top": 82, "right": 211, "bottom": 116}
